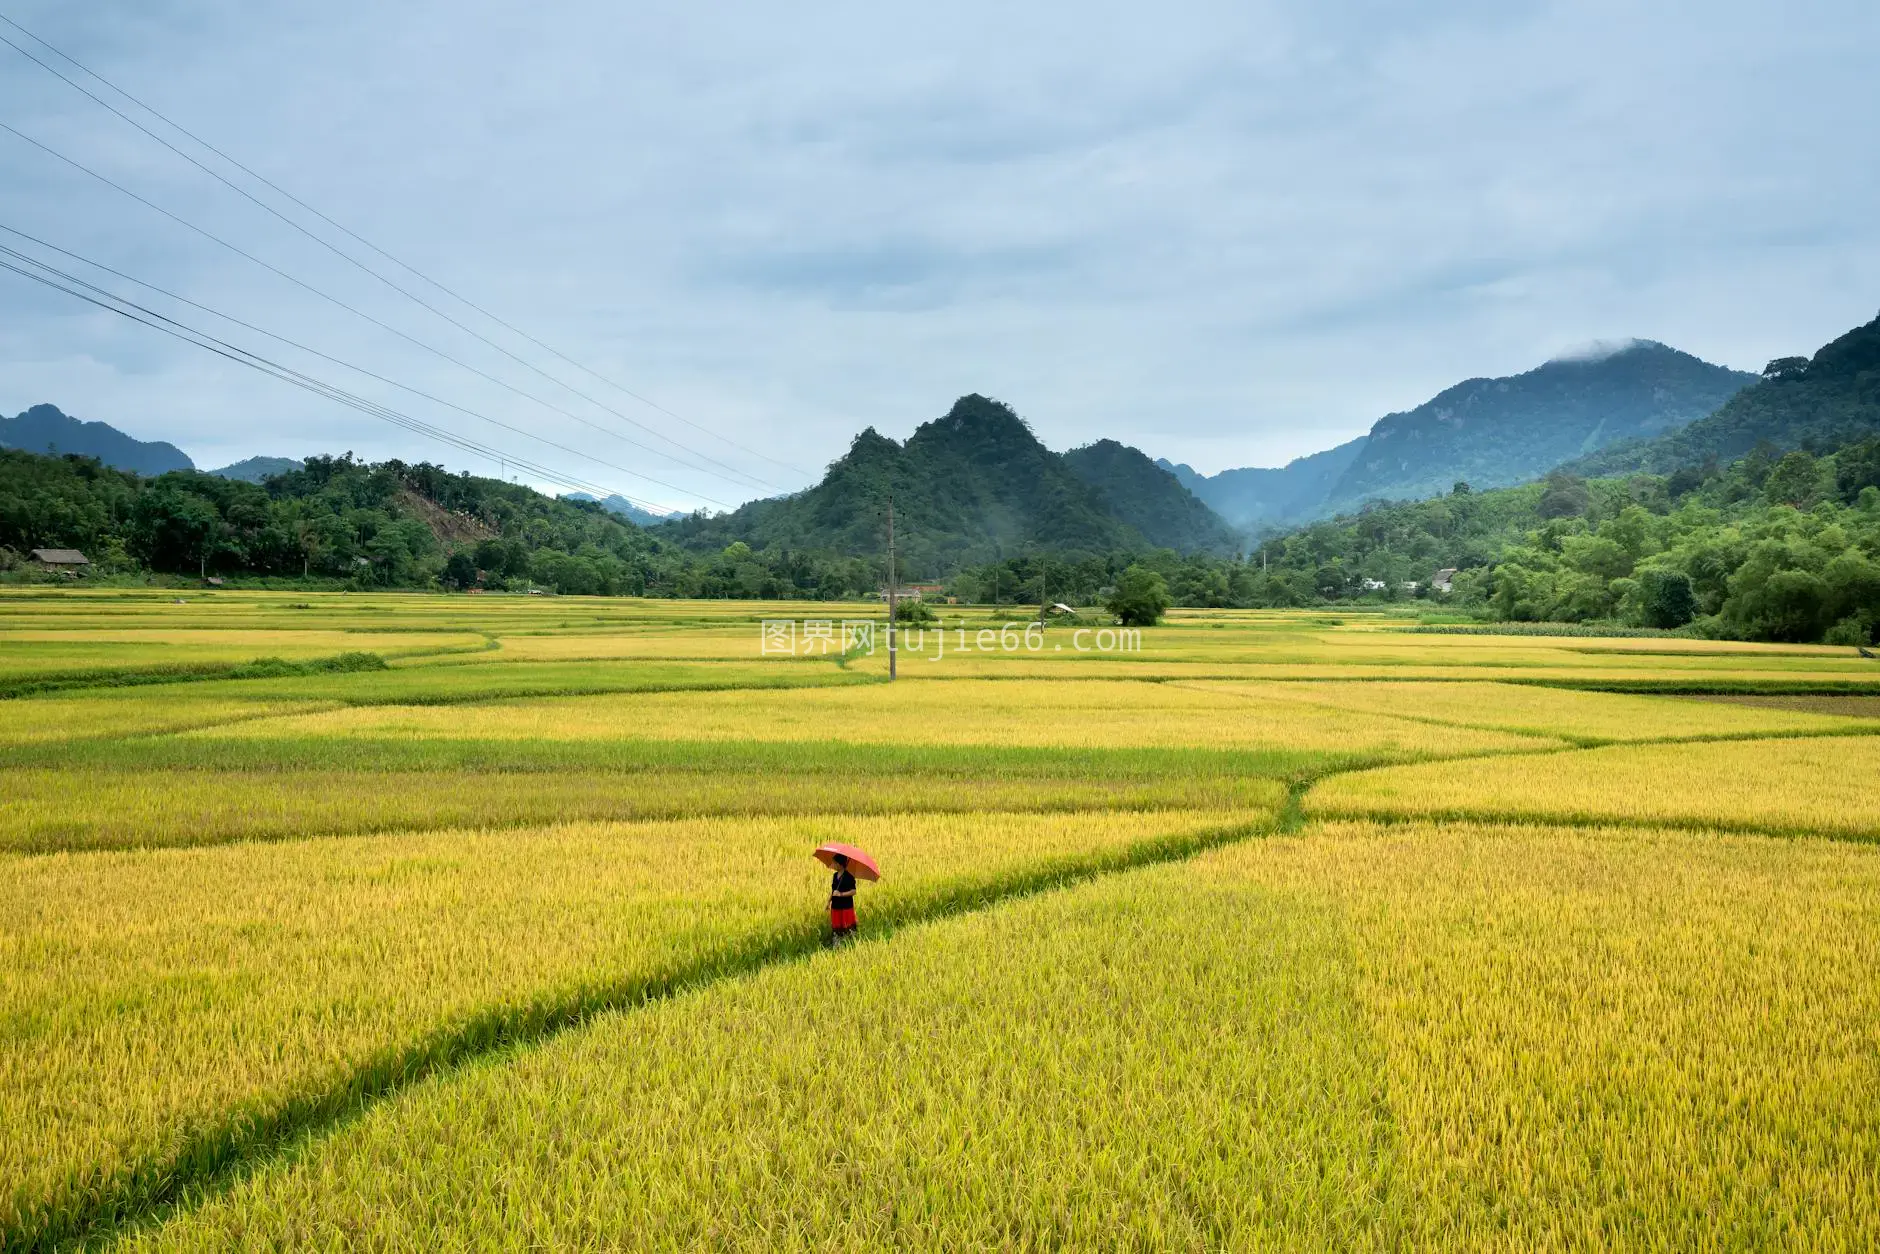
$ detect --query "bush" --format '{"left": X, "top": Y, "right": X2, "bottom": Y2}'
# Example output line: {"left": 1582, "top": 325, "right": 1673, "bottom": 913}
{"left": 1824, "top": 615, "right": 1876, "bottom": 647}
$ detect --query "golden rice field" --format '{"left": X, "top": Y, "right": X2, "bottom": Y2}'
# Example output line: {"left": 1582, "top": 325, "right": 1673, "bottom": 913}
{"left": 2, "top": 587, "right": 1877, "bottom": 1250}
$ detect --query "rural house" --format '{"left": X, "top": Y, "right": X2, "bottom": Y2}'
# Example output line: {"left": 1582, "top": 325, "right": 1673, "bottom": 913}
{"left": 1431, "top": 567, "right": 1458, "bottom": 593}
{"left": 30, "top": 548, "right": 90, "bottom": 574}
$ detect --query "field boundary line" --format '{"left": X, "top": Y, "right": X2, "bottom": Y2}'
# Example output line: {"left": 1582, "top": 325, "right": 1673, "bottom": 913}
{"left": 14, "top": 812, "right": 1281, "bottom": 1254}
{"left": 1298, "top": 803, "right": 1880, "bottom": 845}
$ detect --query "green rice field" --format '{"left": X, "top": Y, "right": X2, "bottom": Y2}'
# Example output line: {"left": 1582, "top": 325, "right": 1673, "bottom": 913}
{"left": 3, "top": 588, "right": 1877, "bottom": 1250}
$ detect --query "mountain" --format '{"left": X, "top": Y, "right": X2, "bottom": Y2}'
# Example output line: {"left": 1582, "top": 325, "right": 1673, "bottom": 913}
{"left": 210, "top": 456, "right": 304, "bottom": 483}
{"left": 1319, "top": 341, "right": 1755, "bottom": 513}
{"left": 668, "top": 394, "right": 1232, "bottom": 575}
{"left": 563, "top": 492, "right": 671, "bottom": 527}
{"left": 1062, "top": 439, "right": 1241, "bottom": 552}
{"left": 1569, "top": 313, "right": 1880, "bottom": 476}
{"left": 1159, "top": 435, "right": 1368, "bottom": 531}
{"left": 0, "top": 404, "right": 194, "bottom": 475}
{"left": 1165, "top": 342, "right": 1754, "bottom": 532}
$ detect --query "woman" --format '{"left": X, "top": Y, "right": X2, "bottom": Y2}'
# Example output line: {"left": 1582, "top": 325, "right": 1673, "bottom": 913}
{"left": 828, "top": 852, "right": 858, "bottom": 943}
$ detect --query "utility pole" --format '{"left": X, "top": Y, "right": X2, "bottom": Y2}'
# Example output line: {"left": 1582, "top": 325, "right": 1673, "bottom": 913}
{"left": 886, "top": 493, "right": 897, "bottom": 681}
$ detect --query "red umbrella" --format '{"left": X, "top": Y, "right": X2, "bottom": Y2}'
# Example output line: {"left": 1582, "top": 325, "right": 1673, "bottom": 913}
{"left": 813, "top": 842, "right": 881, "bottom": 881}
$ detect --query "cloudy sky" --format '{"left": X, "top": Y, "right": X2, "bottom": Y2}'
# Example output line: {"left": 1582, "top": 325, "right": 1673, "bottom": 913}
{"left": 1, "top": 0, "right": 1875, "bottom": 512}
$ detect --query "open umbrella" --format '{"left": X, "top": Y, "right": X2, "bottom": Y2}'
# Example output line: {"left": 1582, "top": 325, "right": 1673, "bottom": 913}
{"left": 813, "top": 842, "right": 881, "bottom": 881}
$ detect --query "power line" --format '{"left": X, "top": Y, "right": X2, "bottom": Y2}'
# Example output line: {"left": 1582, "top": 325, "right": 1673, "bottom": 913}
{"left": 0, "top": 117, "right": 744, "bottom": 505}
{"left": 0, "top": 250, "right": 618, "bottom": 500}
{"left": 0, "top": 221, "right": 701, "bottom": 511}
{"left": 0, "top": 238, "right": 684, "bottom": 510}
{"left": 0, "top": 246, "right": 686, "bottom": 512}
{"left": 0, "top": 10, "right": 812, "bottom": 485}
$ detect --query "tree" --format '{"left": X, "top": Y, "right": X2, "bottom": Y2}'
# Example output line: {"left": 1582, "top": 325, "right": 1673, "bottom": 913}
{"left": 1105, "top": 564, "right": 1171, "bottom": 626}
{"left": 442, "top": 550, "right": 478, "bottom": 590}
{"left": 1536, "top": 473, "right": 1590, "bottom": 519}
{"left": 1762, "top": 356, "right": 1810, "bottom": 382}
{"left": 1636, "top": 568, "right": 1698, "bottom": 629}
{"left": 1763, "top": 450, "right": 1825, "bottom": 508}
{"left": 128, "top": 487, "right": 220, "bottom": 572}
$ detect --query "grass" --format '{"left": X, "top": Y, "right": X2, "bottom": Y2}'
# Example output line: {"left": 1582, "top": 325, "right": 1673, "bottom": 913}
{"left": 1236, "top": 821, "right": 1880, "bottom": 1248}
{"left": 2, "top": 589, "right": 1876, "bottom": 1250}
{"left": 1175, "top": 678, "right": 1873, "bottom": 744}
{"left": 1306, "top": 734, "right": 1880, "bottom": 839}
{"left": 111, "top": 820, "right": 1880, "bottom": 1251}
{"left": 0, "top": 762, "right": 1287, "bottom": 854}
{"left": 184, "top": 678, "right": 1569, "bottom": 756}
{"left": 113, "top": 851, "right": 1394, "bottom": 1252}
{"left": 0, "top": 809, "right": 1272, "bottom": 1248}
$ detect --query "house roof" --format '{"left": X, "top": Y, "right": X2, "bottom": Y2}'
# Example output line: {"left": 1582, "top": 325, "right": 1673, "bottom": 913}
{"left": 30, "top": 548, "right": 89, "bottom": 565}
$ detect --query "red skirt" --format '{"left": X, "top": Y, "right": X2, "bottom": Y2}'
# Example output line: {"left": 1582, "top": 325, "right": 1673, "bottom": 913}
{"left": 830, "top": 906, "right": 857, "bottom": 930}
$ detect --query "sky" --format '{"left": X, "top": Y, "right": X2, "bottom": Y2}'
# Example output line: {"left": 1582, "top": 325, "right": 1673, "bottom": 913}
{"left": 1, "top": 0, "right": 1876, "bottom": 513}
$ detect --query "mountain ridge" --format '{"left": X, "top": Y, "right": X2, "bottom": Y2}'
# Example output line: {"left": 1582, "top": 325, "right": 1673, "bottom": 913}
{"left": 1567, "top": 312, "right": 1880, "bottom": 476}
{"left": 1161, "top": 341, "right": 1753, "bottom": 532}
{"left": 667, "top": 394, "right": 1237, "bottom": 574}
{"left": 0, "top": 404, "right": 194, "bottom": 476}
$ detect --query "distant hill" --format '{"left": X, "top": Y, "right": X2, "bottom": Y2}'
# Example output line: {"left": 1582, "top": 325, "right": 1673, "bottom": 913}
{"left": 0, "top": 404, "right": 194, "bottom": 475}
{"left": 1321, "top": 341, "right": 1755, "bottom": 513}
{"left": 1062, "top": 439, "right": 1240, "bottom": 552}
{"left": 1159, "top": 435, "right": 1368, "bottom": 531}
{"left": 209, "top": 456, "right": 304, "bottom": 483}
{"left": 669, "top": 394, "right": 1232, "bottom": 575}
{"left": 1570, "top": 313, "right": 1880, "bottom": 476}
{"left": 563, "top": 492, "right": 672, "bottom": 527}
{"left": 1164, "top": 342, "right": 1753, "bottom": 531}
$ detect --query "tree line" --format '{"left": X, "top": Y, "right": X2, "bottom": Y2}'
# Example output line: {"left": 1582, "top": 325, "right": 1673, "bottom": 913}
{"left": 7, "top": 436, "right": 1880, "bottom": 644}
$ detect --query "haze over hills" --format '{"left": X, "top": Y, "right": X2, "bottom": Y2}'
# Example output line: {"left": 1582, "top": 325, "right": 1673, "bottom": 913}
{"left": 668, "top": 394, "right": 1237, "bottom": 575}
{"left": 563, "top": 493, "right": 673, "bottom": 528}
{"left": 0, "top": 404, "right": 194, "bottom": 476}
{"left": 1165, "top": 341, "right": 1756, "bottom": 531}
{"left": 1159, "top": 436, "right": 1368, "bottom": 532}
{"left": 1570, "top": 312, "right": 1880, "bottom": 477}
{"left": 209, "top": 456, "right": 305, "bottom": 483}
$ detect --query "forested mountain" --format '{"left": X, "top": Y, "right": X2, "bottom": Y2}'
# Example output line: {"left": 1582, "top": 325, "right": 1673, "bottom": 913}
{"left": 668, "top": 394, "right": 1235, "bottom": 574}
{"left": 0, "top": 404, "right": 194, "bottom": 476}
{"left": 1571, "top": 313, "right": 1880, "bottom": 476}
{"left": 1319, "top": 341, "right": 1754, "bottom": 513}
{"left": 0, "top": 447, "right": 889, "bottom": 597}
{"left": 933, "top": 436, "right": 1880, "bottom": 644}
{"left": 1159, "top": 343, "right": 1753, "bottom": 532}
{"left": 1061, "top": 439, "right": 1240, "bottom": 552}
{"left": 0, "top": 449, "right": 651, "bottom": 588}
{"left": 1235, "top": 436, "right": 1880, "bottom": 643}
{"left": 1159, "top": 435, "right": 1368, "bottom": 530}
{"left": 209, "top": 456, "right": 304, "bottom": 483}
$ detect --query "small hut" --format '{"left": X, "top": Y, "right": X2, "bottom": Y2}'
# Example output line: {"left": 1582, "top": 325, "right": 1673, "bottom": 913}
{"left": 30, "top": 548, "right": 89, "bottom": 574}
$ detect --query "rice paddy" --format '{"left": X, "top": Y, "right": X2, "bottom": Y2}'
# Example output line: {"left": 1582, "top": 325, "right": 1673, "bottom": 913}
{"left": 2, "top": 588, "right": 1876, "bottom": 1250}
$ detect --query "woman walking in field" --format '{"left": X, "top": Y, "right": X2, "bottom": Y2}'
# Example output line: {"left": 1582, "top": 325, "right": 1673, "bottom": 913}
{"left": 828, "top": 853, "right": 858, "bottom": 944}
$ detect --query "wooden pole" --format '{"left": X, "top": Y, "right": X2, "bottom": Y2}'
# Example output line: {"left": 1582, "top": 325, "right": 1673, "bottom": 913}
{"left": 886, "top": 494, "right": 897, "bottom": 681}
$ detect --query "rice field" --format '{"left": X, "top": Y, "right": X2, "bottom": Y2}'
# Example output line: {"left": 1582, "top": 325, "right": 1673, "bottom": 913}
{"left": 1, "top": 588, "right": 1876, "bottom": 1250}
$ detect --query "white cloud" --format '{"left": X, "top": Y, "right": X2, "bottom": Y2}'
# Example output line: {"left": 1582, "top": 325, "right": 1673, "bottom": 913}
{"left": 1, "top": 0, "right": 1875, "bottom": 494}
